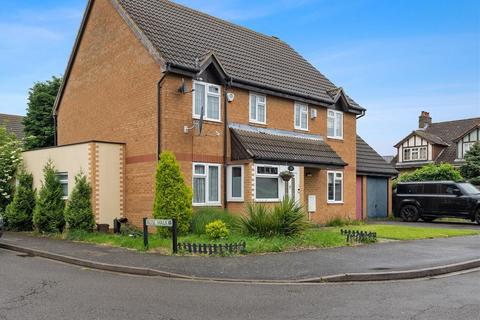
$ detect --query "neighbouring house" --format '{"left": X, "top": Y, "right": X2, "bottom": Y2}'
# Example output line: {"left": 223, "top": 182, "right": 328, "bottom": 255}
{"left": 22, "top": 0, "right": 396, "bottom": 228}
{"left": 393, "top": 111, "right": 480, "bottom": 173}
{"left": 0, "top": 113, "right": 25, "bottom": 140}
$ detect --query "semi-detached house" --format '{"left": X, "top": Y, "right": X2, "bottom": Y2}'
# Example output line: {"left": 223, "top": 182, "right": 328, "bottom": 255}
{"left": 22, "top": 0, "right": 397, "bottom": 228}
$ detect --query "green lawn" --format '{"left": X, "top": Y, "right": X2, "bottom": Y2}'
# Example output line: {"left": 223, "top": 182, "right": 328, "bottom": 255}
{"left": 46, "top": 223, "right": 480, "bottom": 255}
{"left": 342, "top": 224, "right": 480, "bottom": 240}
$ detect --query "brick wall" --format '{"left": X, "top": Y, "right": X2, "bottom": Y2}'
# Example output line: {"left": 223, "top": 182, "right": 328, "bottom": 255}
{"left": 56, "top": 0, "right": 161, "bottom": 227}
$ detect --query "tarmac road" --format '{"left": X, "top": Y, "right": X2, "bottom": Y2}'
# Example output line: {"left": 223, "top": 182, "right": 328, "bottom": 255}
{"left": 1, "top": 248, "right": 479, "bottom": 320}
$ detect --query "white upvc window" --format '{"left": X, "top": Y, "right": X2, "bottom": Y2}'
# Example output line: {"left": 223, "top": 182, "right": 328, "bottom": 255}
{"left": 327, "top": 171, "right": 343, "bottom": 203}
{"left": 227, "top": 165, "right": 244, "bottom": 201}
{"left": 403, "top": 146, "right": 427, "bottom": 161}
{"left": 327, "top": 109, "right": 343, "bottom": 139}
{"left": 192, "top": 163, "right": 221, "bottom": 206}
{"left": 249, "top": 93, "right": 266, "bottom": 124}
{"left": 294, "top": 102, "right": 308, "bottom": 131}
{"left": 56, "top": 172, "right": 68, "bottom": 200}
{"left": 463, "top": 142, "right": 476, "bottom": 157}
{"left": 192, "top": 81, "right": 221, "bottom": 122}
{"left": 255, "top": 165, "right": 280, "bottom": 201}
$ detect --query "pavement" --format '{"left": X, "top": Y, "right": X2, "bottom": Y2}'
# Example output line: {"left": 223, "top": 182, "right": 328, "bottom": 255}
{"left": 1, "top": 248, "right": 480, "bottom": 320}
{"left": 1, "top": 225, "right": 480, "bottom": 282}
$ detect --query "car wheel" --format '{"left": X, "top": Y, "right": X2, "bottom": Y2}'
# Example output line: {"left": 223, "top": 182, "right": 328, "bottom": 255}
{"left": 400, "top": 204, "right": 420, "bottom": 222}
{"left": 475, "top": 208, "right": 480, "bottom": 225}
{"left": 422, "top": 217, "right": 436, "bottom": 222}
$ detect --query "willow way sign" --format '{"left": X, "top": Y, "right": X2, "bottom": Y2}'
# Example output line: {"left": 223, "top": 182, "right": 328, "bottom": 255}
{"left": 142, "top": 218, "right": 178, "bottom": 253}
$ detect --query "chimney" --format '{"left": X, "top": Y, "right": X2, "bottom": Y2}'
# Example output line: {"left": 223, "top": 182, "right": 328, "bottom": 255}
{"left": 419, "top": 111, "right": 432, "bottom": 129}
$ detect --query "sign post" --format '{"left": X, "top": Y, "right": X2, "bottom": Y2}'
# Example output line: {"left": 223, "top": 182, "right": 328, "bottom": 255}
{"left": 143, "top": 218, "right": 177, "bottom": 253}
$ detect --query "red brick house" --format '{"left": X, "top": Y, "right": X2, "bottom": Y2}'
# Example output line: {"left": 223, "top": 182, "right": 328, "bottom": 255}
{"left": 22, "top": 0, "right": 396, "bottom": 227}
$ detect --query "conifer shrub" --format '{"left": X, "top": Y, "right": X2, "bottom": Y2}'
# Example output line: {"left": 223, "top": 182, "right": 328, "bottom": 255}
{"left": 153, "top": 151, "right": 192, "bottom": 236}
{"left": 65, "top": 172, "right": 95, "bottom": 231}
{"left": 33, "top": 160, "right": 65, "bottom": 233}
{"left": 4, "top": 169, "right": 36, "bottom": 231}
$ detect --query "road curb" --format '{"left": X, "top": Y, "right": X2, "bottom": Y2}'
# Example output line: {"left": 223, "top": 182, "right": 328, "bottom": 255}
{"left": 1, "top": 241, "right": 480, "bottom": 283}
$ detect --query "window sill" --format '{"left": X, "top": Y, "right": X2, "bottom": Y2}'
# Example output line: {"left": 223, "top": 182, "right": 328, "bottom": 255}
{"left": 254, "top": 199, "right": 280, "bottom": 203}
{"left": 192, "top": 116, "right": 222, "bottom": 124}
{"left": 327, "top": 136, "right": 344, "bottom": 141}
{"left": 327, "top": 201, "right": 344, "bottom": 205}
{"left": 294, "top": 127, "right": 309, "bottom": 132}
{"left": 249, "top": 121, "right": 267, "bottom": 127}
{"left": 193, "top": 203, "right": 222, "bottom": 207}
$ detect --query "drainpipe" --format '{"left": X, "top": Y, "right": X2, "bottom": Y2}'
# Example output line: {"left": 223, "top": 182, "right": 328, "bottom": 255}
{"left": 223, "top": 82, "right": 229, "bottom": 209}
{"left": 156, "top": 73, "right": 168, "bottom": 160}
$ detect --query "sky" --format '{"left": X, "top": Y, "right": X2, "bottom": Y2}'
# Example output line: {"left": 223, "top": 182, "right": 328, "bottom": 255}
{"left": 0, "top": 0, "right": 479, "bottom": 155}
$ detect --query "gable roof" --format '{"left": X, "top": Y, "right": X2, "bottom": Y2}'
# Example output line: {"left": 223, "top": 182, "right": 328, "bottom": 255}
{"left": 54, "top": 0, "right": 365, "bottom": 115}
{"left": 356, "top": 135, "right": 397, "bottom": 176}
{"left": 394, "top": 117, "right": 480, "bottom": 165}
{"left": 230, "top": 123, "right": 346, "bottom": 168}
{"left": 0, "top": 113, "right": 25, "bottom": 140}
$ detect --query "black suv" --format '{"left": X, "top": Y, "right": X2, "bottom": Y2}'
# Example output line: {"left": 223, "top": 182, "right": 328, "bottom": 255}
{"left": 394, "top": 181, "right": 480, "bottom": 224}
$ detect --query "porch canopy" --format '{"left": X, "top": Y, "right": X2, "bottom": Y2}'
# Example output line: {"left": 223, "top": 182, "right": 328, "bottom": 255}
{"left": 229, "top": 123, "right": 346, "bottom": 168}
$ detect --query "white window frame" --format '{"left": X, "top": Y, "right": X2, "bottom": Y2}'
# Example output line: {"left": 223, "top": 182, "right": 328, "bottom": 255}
{"left": 327, "top": 171, "right": 343, "bottom": 203}
{"left": 192, "top": 163, "right": 221, "bottom": 206}
{"left": 249, "top": 92, "right": 267, "bottom": 124}
{"left": 56, "top": 172, "right": 68, "bottom": 200}
{"left": 192, "top": 80, "right": 221, "bottom": 122}
{"left": 463, "top": 142, "right": 475, "bottom": 157}
{"left": 327, "top": 109, "right": 343, "bottom": 139}
{"left": 254, "top": 165, "right": 280, "bottom": 202}
{"left": 227, "top": 165, "right": 244, "bottom": 201}
{"left": 294, "top": 102, "right": 309, "bottom": 131}
{"left": 403, "top": 146, "right": 427, "bottom": 161}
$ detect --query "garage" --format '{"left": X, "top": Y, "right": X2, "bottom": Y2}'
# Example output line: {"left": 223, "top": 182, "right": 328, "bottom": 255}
{"left": 356, "top": 136, "right": 398, "bottom": 219}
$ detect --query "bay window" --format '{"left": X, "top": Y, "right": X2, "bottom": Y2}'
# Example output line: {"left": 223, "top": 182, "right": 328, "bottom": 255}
{"left": 227, "top": 165, "right": 244, "bottom": 201}
{"left": 192, "top": 163, "right": 221, "bottom": 205}
{"left": 193, "top": 81, "right": 221, "bottom": 121}
{"left": 327, "top": 171, "right": 343, "bottom": 203}
{"left": 255, "top": 165, "right": 279, "bottom": 201}
{"left": 327, "top": 110, "right": 343, "bottom": 139}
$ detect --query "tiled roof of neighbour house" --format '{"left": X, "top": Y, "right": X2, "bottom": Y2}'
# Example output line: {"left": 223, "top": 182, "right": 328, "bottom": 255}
{"left": 413, "top": 130, "right": 449, "bottom": 146}
{"left": 114, "top": 0, "right": 364, "bottom": 111}
{"left": 426, "top": 118, "right": 480, "bottom": 164}
{"left": 356, "top": 135, "right": 398, "bottom": 176}
{"left": 0, "top": 113, "right": 25, "bottom": 140}
{"left": 229, "top": 124, "right": 346, "bottom": 167}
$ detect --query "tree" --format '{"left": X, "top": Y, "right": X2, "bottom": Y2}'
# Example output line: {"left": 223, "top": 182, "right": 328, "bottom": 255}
{"left": 4, "top": 169, "right": 36, "bottom": 231}
{"left": 65, "top": 172, "right": 95, "bottom": 231}
{"left": 460, "top": 142, "right": 480, "bottom": 185}
{"left": 153, "top": 151, "right": 192, "bottom": 236}
{"left": 23, "top": 76, "right": 62, "bottom": 150}
{"left": 0, "top": 127, "right": 22, "bottom": 214}
{"left": 33, "top": 160, "right": 65, "bottom": 232}
{"left": 398, "top": 163, "right": 463, "bottom": 182}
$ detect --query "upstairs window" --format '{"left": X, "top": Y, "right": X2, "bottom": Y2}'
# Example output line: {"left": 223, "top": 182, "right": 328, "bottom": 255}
{"left": 249, "top": 93, "right": 266, "bottom": 124}
{"left": 327, "top": 110, "right": 343, "bottom": 139}
{"left": 403, "top": 146, "right": 427, "bottom": 161}
{"left": 193, "top": 81, "right": 221, "bottom": 121}
{"left": 463, "top": 142, "right": 475, "bottom": 157}
{"left": 294, "top": 102, "right": 308, "bottom": 131}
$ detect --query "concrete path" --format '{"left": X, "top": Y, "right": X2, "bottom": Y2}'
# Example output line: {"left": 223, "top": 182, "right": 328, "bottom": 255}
{"left": 1, "top": 232, "right": 479, "bottom": 281}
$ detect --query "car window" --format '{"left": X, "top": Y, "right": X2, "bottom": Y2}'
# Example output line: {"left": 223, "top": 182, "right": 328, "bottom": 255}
{"left": 405, "top": 184, "right": 422, "bottom": 194}
{"left": 439, "top": 184, "right": 456, "bottom": 195}
{"left": 423, "top": 184, "right": 438, "bottom": 194}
